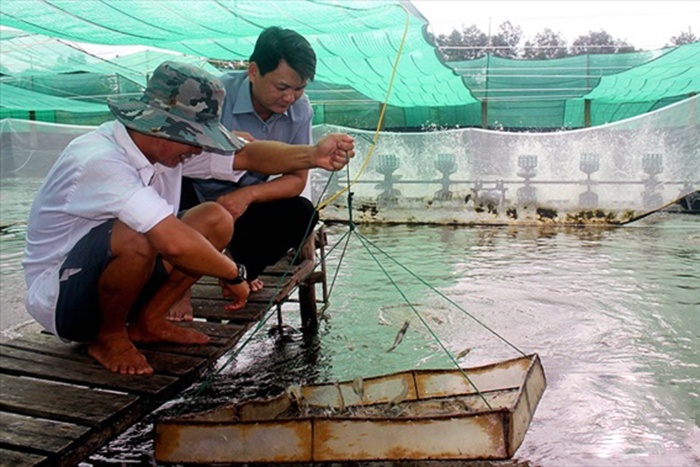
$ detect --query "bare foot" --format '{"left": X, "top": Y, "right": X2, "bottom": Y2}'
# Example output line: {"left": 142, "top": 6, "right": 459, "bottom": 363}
{"left": 248, "top": 278, "right": 264, "bottom": 292}
{"left": 88, "top": 332, "right": 153, "bottom": 375}
{"left": 129, "top": 319, "right": 210, "bottom": 346}
{"left": 167, "top": 289, "right": 193, "bottom": 321}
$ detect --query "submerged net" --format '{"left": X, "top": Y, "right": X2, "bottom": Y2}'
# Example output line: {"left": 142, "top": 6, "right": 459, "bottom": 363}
{"left": 2, "top": 96, "right": 697, "bottom": 227}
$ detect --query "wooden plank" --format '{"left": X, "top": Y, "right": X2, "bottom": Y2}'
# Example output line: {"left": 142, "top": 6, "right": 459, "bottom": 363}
{"left": 0, "top": 345, "right": 177, "bottom": 397}
{"left": 137, "top": 341, "right": 228, "bottom": 361}
{"left": 1, "top": 333, "right": 209, "bottom": 377}
{"left": 192, "top": 282, "right": 279, "bottom": 304}
{"left": 191, "top": 299, "right": 269, "bottom": 323}
{"left": 185, "top": 320, "right": 248, "bottom": 338}
{"left": 262, "top": 256, "right": 296, "bottom": 274}
{"left": 0, "top": 409, "right": 141, "bottom": 467}
{"left": 0, "top": 411, "right": 89, "bottom": 456}
{"left": 273, "top": 258, "right": 314, "bottom": 301}
{"left": 0, "top": 447, "right": 47, "bottom": 467}
{"left": 0, "top": 229, "right": 328, "bottom": 466}
{"left": 193, "top": 263, "right": 311, "bottom": 306}
{"left": 0, "top": 374, "right": 139, "bottom": 427}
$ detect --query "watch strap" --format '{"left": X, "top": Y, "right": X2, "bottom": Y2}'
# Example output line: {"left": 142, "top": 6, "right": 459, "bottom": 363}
{"left": 223, "top": 263, "right": 247, "bottom": 285}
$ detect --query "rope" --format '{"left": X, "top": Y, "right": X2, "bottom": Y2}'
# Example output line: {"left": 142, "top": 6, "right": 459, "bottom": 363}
{"left": 181, "top": 152, "right": 353, "bottom": 405}
{"left": 181, "top": 5, "right": 520, "bottom": 413}
{"left": 357, "top": 234, "right": 527, "bottom": 357}
{"left": 317, "top": 5, "right": 411, "bottom": 210}
{"left": 352, "top": 229, "right": 493, "bottom": 409}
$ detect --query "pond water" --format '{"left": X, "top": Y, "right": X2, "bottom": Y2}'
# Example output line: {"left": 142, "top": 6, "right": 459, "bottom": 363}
{"left": 1, "top": 179, "right": 698, "bottom": 466}
{"left": 92, "top": 215, "right": 699, "bottom": 466}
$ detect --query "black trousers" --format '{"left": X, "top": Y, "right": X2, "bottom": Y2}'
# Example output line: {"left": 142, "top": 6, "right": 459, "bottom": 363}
{"left": 229, "top": 196, "right": 318, "bottom": 279}
{"left": 180, "top": 178, "right": 318, "bottom": 280}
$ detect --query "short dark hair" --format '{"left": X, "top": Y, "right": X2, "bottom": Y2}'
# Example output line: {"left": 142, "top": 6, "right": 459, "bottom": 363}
{"left": 249, "top": 27, "right": 316, "bottom": 81}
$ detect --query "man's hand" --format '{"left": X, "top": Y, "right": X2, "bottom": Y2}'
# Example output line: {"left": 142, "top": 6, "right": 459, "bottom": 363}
{"left": 221, "top": 280, "right": 250, "bottom": 311}
{"left": 217, "top": 188, "right": 255, "bottom": 221}
{"left": 233, "top": 135, "right": 355, "bottom": 175}
{"left": 233, "top": 130, "right": 255, "bottom": 143}
{"left": 314, "top": 134, "right": 355, "bottom": 171}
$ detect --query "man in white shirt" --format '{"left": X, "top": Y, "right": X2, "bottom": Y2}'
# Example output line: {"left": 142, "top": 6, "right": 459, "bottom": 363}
{"left": 23, "top": 61, "right": 354, "bottom": 375}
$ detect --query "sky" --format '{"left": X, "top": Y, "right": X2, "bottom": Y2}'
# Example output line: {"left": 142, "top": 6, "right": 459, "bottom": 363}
{"left": 411, "top": 0, "right": 698, "bottom": 51}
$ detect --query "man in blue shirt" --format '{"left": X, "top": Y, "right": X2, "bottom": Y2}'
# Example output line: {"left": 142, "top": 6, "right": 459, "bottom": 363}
{"left": 178, "top": 27, "right": 318, "bottom": 318}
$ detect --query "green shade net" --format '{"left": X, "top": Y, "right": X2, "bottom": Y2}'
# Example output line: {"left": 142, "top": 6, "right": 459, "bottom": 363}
{"left": 1, "top": 1, "right": 699, "bottom": 129}
{"left": 0, "top": 0, "right": 476, "bottom": 108}
{"left": 0, "top": 82, "right": 110, "bottom": 123}
{"left": 565, "top": 41, "right": 700, "bottom": 126}
{"left": 449, "top": 49, "right": 671, "bottom": 129}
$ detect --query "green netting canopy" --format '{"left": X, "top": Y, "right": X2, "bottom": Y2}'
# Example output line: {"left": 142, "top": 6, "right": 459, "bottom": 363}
{"left": 0, "top": 0, "right": 476, "bottom": 109}
{"left": 449, "top": 50, "right": 672, "bottom": 129}
{"left": 565, "top": 41, "right": 700, "bottom": 126}
{"left": 1, "top": 0, "right": 699, "bottom": 130}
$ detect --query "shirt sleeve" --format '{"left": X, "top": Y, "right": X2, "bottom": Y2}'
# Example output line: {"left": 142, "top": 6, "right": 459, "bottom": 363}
{"left": 118, "top": 186, "right": 173, "bottom": 233}
{"left": 64, "top": 156, "right": 173, "bottom": 233}
{"left": 182, "top": 150, "right": 246, "bottom": 182}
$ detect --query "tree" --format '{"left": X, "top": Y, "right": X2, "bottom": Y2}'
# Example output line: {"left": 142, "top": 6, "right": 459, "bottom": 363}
{"left": 668, "top": 30, "right": 698, "bottom": 46}
{"left": 460, "top": 25, "right": 490, "bottom": 59}
{"left": 571, "top": 30, "right": 635, "bottom": 55}
{"left": 429, "top": 24, "right": 489, "bottom": 61}
{"left": 490, "top": 21, "right": 522, "bottom": 58}
{"left": 523, "top": 28, "right": 569, "bottom": 59}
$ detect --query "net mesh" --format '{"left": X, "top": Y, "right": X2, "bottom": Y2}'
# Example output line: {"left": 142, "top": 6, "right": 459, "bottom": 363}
{"left": 0, "top": 0, "right": 476, "bottom": 110}
{"left": 313, "top": 95, "right": 700, "bottom": 224}
{"left": 2, "top": 0, "right": 698, "bottom": 130}
{"left": 2, "top": 96, "right": 697, "bottom": 226}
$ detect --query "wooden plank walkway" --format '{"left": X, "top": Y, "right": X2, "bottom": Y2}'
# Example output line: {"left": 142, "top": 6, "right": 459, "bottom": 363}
{"left": 0, "top": 227, "right": 328, "bottom": 466}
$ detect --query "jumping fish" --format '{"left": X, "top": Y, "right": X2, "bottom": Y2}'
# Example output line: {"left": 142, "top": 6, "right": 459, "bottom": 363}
{"left": 389, "top": 379, "right": 410, "bottom": 406}
{"left": 387, "top": 320, "right": 410, "bottom": 352}
{"left": 334, "top": 382, "right": 346, "bottom": 412}
{"left": 352, "top": 376, "right": 365, "bottom": 401}
{"left": 454, "top": 347, "right": 473, "bottom": 360}
{"left": 286, "top": 384, "right": 307, "bottom": 415}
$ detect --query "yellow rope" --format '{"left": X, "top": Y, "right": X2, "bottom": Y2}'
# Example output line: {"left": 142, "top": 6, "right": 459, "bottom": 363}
{"left": 317, "top": 4, "right": 411, "bottom": 210}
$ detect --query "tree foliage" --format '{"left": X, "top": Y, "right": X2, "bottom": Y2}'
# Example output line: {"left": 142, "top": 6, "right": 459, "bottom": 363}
{"left": 570, "top": 30, "right": 635, "bottom": 55}
{"left": 668, "top": 30, "right": 698, "bottom": 46}
{"left": 523, "top": 29, "right": 569, "bottom": 59}
{"left": 428, "top": 25, "right": 488, "bottom": 61}
{"left": 490, "top": 21, "right": 522, "bottom": 58}
{"left": 429, "top": 22, "right": 691, "bottom": 62}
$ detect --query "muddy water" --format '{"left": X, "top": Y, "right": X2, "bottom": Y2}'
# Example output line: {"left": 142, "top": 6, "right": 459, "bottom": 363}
{"left": 85, "top": 214, "right": 700, "bottom": 466}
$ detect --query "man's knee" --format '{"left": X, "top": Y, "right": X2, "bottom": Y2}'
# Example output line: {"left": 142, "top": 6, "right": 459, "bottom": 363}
{"left": 182, "top": 202, "right": 234, "bottom": 249}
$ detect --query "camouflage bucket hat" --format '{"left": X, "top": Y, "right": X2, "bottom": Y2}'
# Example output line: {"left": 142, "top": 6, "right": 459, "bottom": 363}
{"left": 107, "top": 61, "right": 243, "bottom": 154}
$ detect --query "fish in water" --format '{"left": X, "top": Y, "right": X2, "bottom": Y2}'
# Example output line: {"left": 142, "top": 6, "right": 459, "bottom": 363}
{"left": 352, "top": 376, "right": 365, "bottom": 401}
{"left": 387, "top": 320, "right": 410, "bottom": 352}
{"left": 389, "top": 379, "right": 410, "bottom": 406}
{"left": 454, "top": 347, "right": 472, "bottom": 360}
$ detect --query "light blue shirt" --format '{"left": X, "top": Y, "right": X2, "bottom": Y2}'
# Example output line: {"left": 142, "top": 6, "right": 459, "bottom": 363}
{"left": 192, "top": 71, "right": 314, "bottom": 200}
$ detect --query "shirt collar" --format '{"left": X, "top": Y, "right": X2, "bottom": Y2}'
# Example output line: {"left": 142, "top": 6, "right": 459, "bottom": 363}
{"left": 112, "top": 120, "right": 157, "bottom": 186}
{"left": 231, "top": 76, "right": 255, "bottom": 115}
{"left": 231, "top": 76, "right": 289, "bottom": 120}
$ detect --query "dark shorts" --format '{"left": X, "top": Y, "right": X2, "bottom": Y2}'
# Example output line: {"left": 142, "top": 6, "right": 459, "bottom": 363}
{"left": 55, "top": 220, "right": 167, "bottom": 343}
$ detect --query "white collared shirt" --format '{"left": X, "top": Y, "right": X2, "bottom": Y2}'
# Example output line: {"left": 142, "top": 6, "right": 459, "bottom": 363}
{"left": 22, "top": 120, "right": 241, "bottom": 334}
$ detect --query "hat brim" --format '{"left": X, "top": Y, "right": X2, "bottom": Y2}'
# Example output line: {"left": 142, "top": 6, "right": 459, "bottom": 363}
{"left": 107, "top": 98, "right": 243, "bottom": 154}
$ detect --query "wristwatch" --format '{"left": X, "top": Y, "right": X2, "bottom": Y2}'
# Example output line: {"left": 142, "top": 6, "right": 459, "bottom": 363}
{"left": 223, "top": 263, "right": 247, "bottom": 285}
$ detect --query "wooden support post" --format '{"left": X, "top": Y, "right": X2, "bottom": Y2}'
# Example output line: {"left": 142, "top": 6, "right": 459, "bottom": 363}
{"left": 298, "top": 225, "right": 327, "bottom": 333}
